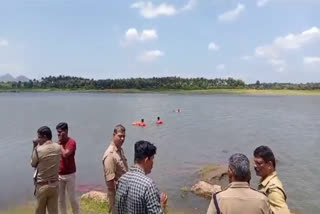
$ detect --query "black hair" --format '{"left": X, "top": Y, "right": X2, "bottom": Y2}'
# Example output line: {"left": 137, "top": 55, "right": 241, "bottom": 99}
{"left": 134, "top": 140, "right": 157, "bottom": 162}
{"left": 254, "top": 145, "right": 276, "bottom": 168}
{"left": 56, "top": 122, "right": 68, "bottom": 131}
{"left": 157, "top": 117, "right": 160, "bottom": 120}
{"left": 141, "top": 119, "right": 144, "bottom": 122}
{"left": 37, "top": 126, "right": 52, "bottom": 140}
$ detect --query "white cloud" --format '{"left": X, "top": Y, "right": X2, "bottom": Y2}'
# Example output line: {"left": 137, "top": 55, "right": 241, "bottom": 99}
{"left": 273, "top": 27, "right": 320, "bottom": 50}
{"left": 140, "top": 29, "right": 158, "bottom": 41}
{"left": 0, "top": 39, "right": 8, "bottom": 47}
{"left": 123, "top": 28, "right": 158, "bottom": 45}
{"left": 125, "top": 28, "right": 140, "bottom": 42}
{"left": 304, "top": 57, "right": 320, "bottom": 65}
{"left": 138, "top": 50, "right": 165, "bottom": 62}
{"left": 131, "top": 0, "right": 197, "bottom": 19}
{"left": 255, "top": 27, "right": 320, "bottom": 57}
{"left": 216, "top": 64, "right": 226, "bottom": 70}
{"left": 254, "top": 26, "right": 320, "bottom": 71}
{"left": 131, "top": 1, "right": 177, "bottom": 18}
{"left": 257, "top": 0, "right": 270, "bottom": 7}
{"left": 218, "top": 3, "right": 245, "bottom": 22}
{"left": 208, "top": 42, "right": 219, "bottom": 51}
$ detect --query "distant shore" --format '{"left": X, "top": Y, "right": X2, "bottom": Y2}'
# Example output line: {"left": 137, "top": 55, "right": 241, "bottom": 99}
{"left": 1, "top": 88, "right": 320, "bottom": 95}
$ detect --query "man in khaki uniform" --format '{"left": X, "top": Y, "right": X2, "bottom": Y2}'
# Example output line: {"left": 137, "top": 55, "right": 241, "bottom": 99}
{"left": 102, "top": 124, "right": 128, "bottom": 214}
{"left": 254, "top": 145, "right": 291, "bottom": 214}
{"left": 31, "top": 126, "right": 61, "bottom": 214}
{"left": 207, "top": 153, "right": 273, "bottom": 214}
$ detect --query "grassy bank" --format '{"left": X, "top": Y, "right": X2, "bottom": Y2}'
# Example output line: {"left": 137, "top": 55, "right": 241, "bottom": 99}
{"left": 0, "top": 198, "right": 109, "bottom": 214}
{"left": 1, "top": 88, "right": 320, "bottom": 95}
{"left": 0, "top": 199, "right": 185, "bottom": 214}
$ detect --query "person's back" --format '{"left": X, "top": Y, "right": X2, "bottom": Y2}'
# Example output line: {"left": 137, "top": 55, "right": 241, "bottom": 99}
{"left": 31, "top": 126, "right": 61, "bottom": 214}
{"left": 207, "top": 153, "right": 272, "bottom": 214}
{"left": 207, "top": 182, "right": 272, "bottom": 214}
{"left": 36, "top": 141, "right": 61, "bottom": 183}
{"left": 116, "top": 166, "right": 160, "bottom": 214}
{"left": 115, "top": 140, "right": 166, "bottom": 214}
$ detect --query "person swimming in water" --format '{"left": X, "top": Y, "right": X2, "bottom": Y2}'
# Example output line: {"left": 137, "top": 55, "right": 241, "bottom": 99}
{"left": 139, "top": 119, "right": 146, "bottom": 127}
{"left": 132, "top": 119, "right": 146, "bottom": 127}
{"left": 175, "top": 108, "right": 181, "bottom": 113}
{"left": 156, "top": 117, "right": 163, "bottom": 124}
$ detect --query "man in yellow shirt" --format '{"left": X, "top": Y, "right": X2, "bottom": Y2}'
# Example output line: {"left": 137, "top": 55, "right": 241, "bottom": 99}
{"left": 102, "top": 124, "right": 128, "bottom": 214}
{"left": 31, "top": 126, "right": 61, "bottom": 214}
{"left": 254, "top": 145, "right": 291, "bottom": 214}
{"left": 207, "top": 153, "right": 272, "bottom": 214}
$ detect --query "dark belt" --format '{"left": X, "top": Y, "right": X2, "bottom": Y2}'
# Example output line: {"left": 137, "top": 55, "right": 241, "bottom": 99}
{"left": 37, "top": 180, "right": 58, "bottom": 185}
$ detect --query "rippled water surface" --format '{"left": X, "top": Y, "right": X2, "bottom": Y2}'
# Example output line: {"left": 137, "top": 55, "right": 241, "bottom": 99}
{"left": 0, "top": 92, "right": 319, "bottom": 213}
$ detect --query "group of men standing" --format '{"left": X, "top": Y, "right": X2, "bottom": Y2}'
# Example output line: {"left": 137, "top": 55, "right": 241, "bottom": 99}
{"left": 206, "top": 146, "right": 291, "bottom": 214}
{"left": 102, "top": 124, "right": 167, "bottom": 214}
{"left": 31, "top": 123, "right": 80, "bottom": 214}
{"left": 31, "top": 122, "right": 291, "bottom": 214}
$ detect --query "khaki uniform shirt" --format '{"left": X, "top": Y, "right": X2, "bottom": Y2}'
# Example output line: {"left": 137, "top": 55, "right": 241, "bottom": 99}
{"left": 31, "top": 140, "right": 61, "bottom": 183}
{"left": 207, "top": 182, "right": 273, "bottom": 214}
{"left": 102, "top": 141, "right": 128, "bottom": 184}
{"left": 258, "top": 171, "right": 291, "bottom": 214}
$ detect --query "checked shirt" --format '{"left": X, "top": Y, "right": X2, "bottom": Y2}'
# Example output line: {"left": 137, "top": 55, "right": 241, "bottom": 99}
{"left": 115, "top": 165, "right": 163, "bottom": 214}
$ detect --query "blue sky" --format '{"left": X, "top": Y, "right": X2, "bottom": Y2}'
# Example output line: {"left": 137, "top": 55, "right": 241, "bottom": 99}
{"left": 0, "top": 0, "right": 319, "bottom": 83}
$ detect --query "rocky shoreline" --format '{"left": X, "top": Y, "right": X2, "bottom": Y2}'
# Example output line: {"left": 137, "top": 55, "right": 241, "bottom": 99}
{"left": 0, "top": 164, "right": 306, "bottom": 214}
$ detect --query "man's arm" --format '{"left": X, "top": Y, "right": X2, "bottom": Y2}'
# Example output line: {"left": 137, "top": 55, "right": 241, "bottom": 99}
{"left": 103, "top": 155, "right": 117, "bottom": 212}
{"left": 103, "top": 155, "right": 116, "bottom": 188}
{"left": 267, "top": 187, "right": 288, "bottom": 209}
{"left": 31, "top": 139, "right": 39, "bottom": 167}
{"left": 31, "top": 148, "right": 38, "bottom": 167}
{"left": 60, "top": 140, "right": 76, "bottom": 158}
{"left": 145, "top": 182, "right": 163, "bottom": 214}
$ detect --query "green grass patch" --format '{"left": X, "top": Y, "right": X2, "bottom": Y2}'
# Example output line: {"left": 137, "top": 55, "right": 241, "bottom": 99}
{"left": 180, "top": 186, "right": 190, "bottom": 192}
{"left": 200, "top": 164, "right": 219, "bottom": 177}
{"left": 80, "top": 198, "right": 109, "bottom": 214}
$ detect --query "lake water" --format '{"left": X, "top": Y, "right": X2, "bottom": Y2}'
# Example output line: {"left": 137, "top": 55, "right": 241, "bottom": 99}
{"left": 0, "top": 92, "right": 319, "bottom": 213}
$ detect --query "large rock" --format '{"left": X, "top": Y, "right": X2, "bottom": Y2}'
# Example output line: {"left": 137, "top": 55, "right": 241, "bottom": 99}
{"left": 199, "top": 164, "right": 228, "bottom": 185}
{"left": 191, "top": 181, "right": 222, "bottom": 199}
{"left": 80, "top": 191, "right": 109, "bottom": 203}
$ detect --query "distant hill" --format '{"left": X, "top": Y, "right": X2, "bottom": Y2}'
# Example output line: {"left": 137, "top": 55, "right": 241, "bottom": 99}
{"left": 0, "top": 74, "right": 30, "bottom": 82}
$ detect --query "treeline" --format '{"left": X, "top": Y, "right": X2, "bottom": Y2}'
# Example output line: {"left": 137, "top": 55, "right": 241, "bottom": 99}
{"left": 1, "top": 76, "right": 320, "bottom": 90}
{"left": 0, "top": 76, "right": 245, "bottom": 90}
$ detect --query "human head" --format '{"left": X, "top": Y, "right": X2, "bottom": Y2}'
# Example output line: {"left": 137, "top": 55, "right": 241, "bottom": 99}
{"left": 37, "top": 126, "right": 52, "bottom": 144}
{"left": 113, "top": 124, "right": 126, "bottom": 148}
{"left": 253, "top": 145, "right": 276, "bottom": 179}
{"left": 134, "top": 140, "right": 157, "bottom": 174}
{"left": 141, "top": 119, "right": 144, "bottom": 122}
{"left": 228, "top": 153, "right": 251, "bottom": 183}
{"left": 56, "top": 122, "right": 69, "bottom": 143}
{"left": 157, "top": 117, "right": 160, "bottom": 120}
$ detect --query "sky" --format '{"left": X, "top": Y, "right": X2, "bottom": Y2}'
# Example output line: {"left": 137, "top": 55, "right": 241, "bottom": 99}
{"left": 0, "top": 0, "right": 319, "bottom": 83}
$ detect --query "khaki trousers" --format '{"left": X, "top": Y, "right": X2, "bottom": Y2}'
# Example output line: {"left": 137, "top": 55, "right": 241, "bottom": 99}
{"left": 107, "top": 191, "right": 115, "bottom": 214}
{"left": 35, "top": 183, "right": 59, "bottom": 214}
{"left": 59, "top": 173, "right": 81, "bottom": 214}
